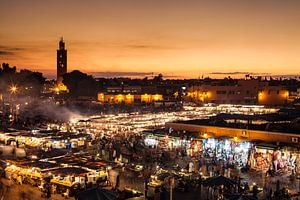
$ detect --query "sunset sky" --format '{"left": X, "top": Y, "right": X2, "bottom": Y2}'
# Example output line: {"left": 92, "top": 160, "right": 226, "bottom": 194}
{"left": 1, "top": 0, "right": 300, "bottom": 79}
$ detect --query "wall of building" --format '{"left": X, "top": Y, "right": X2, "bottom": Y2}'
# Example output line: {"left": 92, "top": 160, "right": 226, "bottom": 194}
{"left": 186, "top": 79, "right": 288, "bottom": 105}
{"left": 187, "top": 80, "right": 260, "bottom": 104}
{"left": 97, "top": 93, "right": 163, "bottom": 104}
{"left": 106, "top": 86, "right": 142, "bottom": 94}
{"left": 258, "top": 86, "right": 289, "bottom": 105}
{"left": 166, "top": 122, "right": 300, "bottom": 144}
{"left": 141, "top": 94, "right": 163, "bottom": 103}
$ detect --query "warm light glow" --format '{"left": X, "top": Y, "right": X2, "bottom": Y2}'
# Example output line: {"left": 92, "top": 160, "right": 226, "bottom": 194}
{"left": 9, "top": 85, "right": 17, "bottom": 94}
{"left": 98, "top": 93, "right": 105, "bottom": 102}
{"left": 57, "top": 84, "right": 68, "bottom": 91}
{"left": 153, "top": 94, "right": 163, "bottom": 101}
{"left": 141, "top": 94, "right": 151, "bottom": 103}
{"left": 125, "top": 94, "right": 134, "bottom": 104}
{"left": 116, "top": 94, "right": 124, "bottom": 102}
{"left": 206, "top": 91, "right": 211, "bottom": 98}
{"left": 258, "top": 92, "right": 264, "bottom": 100}
{"left": 285, "top": 91, "right": 289, "bottom": 97}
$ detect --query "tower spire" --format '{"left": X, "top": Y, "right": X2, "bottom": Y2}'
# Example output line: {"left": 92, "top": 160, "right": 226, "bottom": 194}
{"left": 59, "top": 37, "right": 65, "bottom": 50}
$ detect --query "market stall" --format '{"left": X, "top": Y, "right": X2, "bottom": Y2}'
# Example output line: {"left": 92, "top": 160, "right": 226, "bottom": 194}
{"left": 203, "top": 138, "right": 251, "bottom": 167}
{"left": 249, "top": 144, "right": 299, "bottom": 173}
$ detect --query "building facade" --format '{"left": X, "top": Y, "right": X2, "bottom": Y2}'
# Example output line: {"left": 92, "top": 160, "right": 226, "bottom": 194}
{"left": 186, "top": 79, "right": 289, "bottom": 105}
{"left": 98, "top": 93, "right": 163, "bottom": 104}
{"left": 97, "top": 85, "right": 164, "bottom": 104}
{"left": 258, "top": 86, "right": 289, "bottom": 105}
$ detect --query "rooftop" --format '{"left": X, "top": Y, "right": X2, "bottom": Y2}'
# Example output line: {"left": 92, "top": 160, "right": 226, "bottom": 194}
{"left": 174, "top": 109, "right": 300, "bottom": 134}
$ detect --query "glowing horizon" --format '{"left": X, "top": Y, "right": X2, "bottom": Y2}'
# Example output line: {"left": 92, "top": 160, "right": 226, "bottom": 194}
{"left": 1, "top": 0, "right": 300, "bottom": 79}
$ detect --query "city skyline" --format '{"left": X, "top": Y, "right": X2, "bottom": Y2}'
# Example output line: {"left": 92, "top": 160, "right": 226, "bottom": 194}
{"left": 1, "top": 1, "right": 300, "bottom": 199}
{"left": 1, "top": 0, "right": 300, "bottom": 79}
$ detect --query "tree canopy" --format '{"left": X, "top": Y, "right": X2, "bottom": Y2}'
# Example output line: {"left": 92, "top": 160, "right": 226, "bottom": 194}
{"left": 0, "top": 63, "right": 46, "bottom": 95}
{"left": 62, "top": 70, "right": 97, "bottom": 97}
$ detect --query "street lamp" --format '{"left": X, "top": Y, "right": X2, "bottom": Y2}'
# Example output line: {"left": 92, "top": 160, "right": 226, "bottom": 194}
{"left": 8, "top": 85, "right": 18, "bottom": 123}
{"left": 10, "top": 85, "right": 18, "bottom": 94}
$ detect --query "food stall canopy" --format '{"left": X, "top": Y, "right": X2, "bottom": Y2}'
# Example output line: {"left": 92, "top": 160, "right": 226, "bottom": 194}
{"left": 255, "top": 143, "right": 277, "bottom": 150}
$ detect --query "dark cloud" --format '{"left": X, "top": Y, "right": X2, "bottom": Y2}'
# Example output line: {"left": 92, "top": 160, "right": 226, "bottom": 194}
{"left": 0, "top": 45, "right": 26, "bottom": 56}
{"left": 124, "top": 45, "right": 152, "bottom": 49}
{"left": 91, "top": 72, "right": 153, "bottom": 78}
{"left": 7, "top": 47, "right": 25, "bottom": 51}
{"left": 91, "top": 71, "right": 181, "bottom": 79}
{"left": 122, "top": 44, "right": 175, "bottom": 50}
{"left": 270, "top": 74, "right": 300, "bottom": 79}
{"left": 0, "top": 51, "right": 14, "bottom": 55}
{"left": 210, "top": 72, "right": 270, "bottom": 75}
{"left": 161, "top": 75, "right": 181, "bottom": 79}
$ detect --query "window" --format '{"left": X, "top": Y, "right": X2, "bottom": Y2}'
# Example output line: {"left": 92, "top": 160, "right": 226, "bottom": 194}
{"left": 292, "top": 137, "right": 298, "bottom": 143}
{"left": 217, "top": 91, "right": 226, "bottom": 94}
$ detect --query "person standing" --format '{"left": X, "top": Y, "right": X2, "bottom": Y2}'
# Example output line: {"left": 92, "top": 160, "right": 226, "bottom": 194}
{"left": 115, "top": 173, "right": 120, "bottom": 190}
{"left": 154, "top": 187, "right": 160, "bottom": 200}
{"left": 17, "top": 175, "right": 22, "bottom": 185}
{"left": 189, "top": 161, "right": 194, "bottom": 173}
{"left": 160, "top": 187, "right": 167, "bottom": 200}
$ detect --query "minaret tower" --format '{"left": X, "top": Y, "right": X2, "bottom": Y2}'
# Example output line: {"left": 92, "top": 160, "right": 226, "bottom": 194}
{"left": 57, "top": 37, "right": 67, "bottom": 86}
